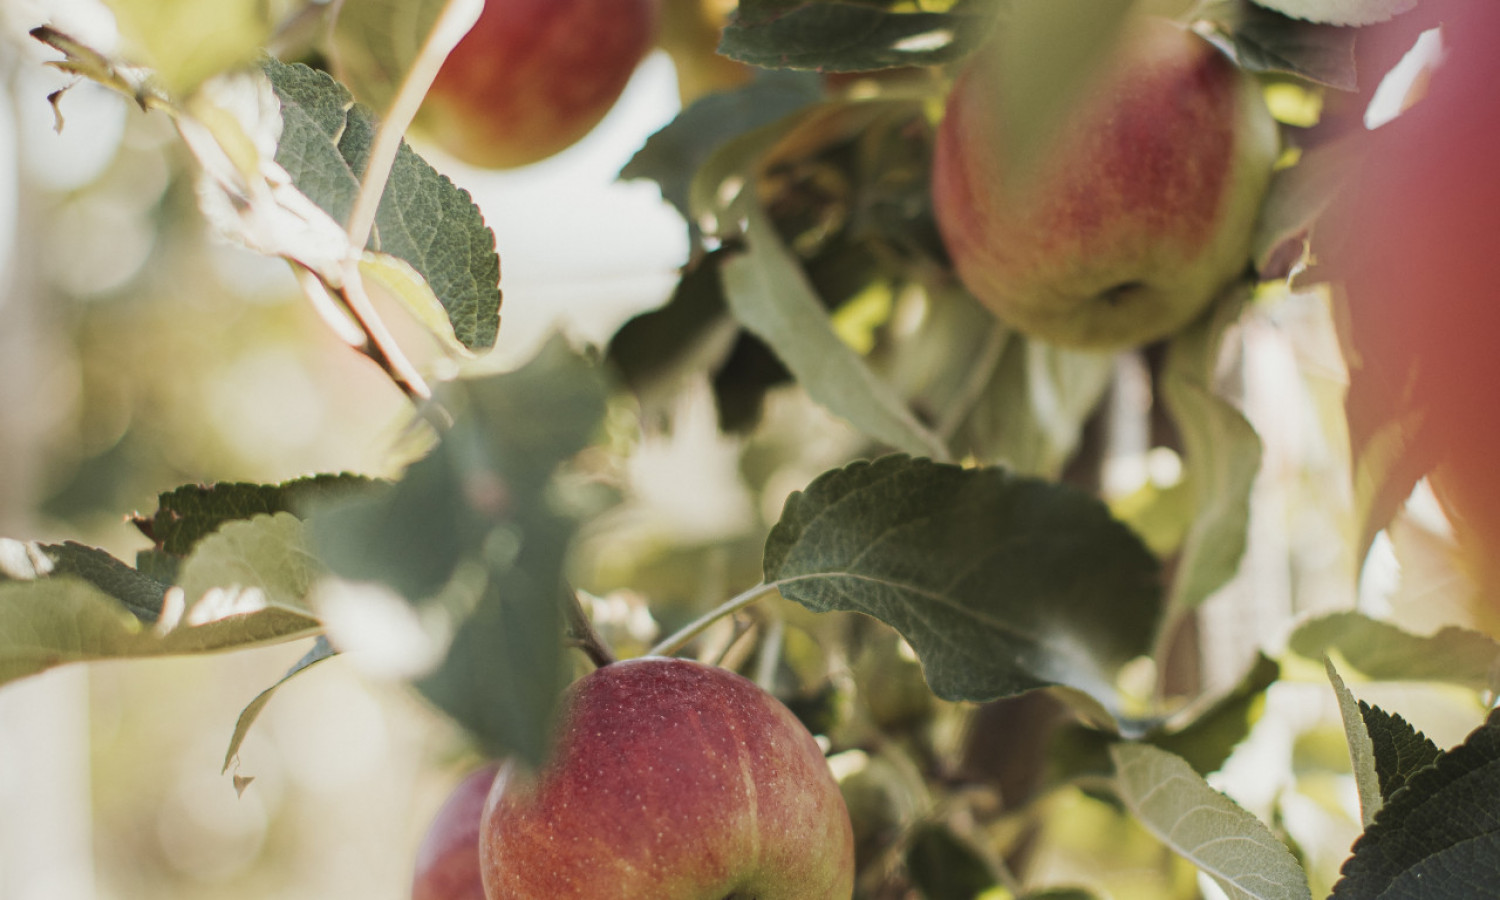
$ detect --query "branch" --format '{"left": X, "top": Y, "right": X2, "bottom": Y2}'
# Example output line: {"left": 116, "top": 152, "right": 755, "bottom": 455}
{"left": 646, "top": 582, "right": 782, "bottom": 658}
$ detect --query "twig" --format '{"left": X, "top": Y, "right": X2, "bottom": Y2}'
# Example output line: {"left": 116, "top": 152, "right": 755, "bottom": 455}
{"left": 565, "top": 591, "right": 617, "bottom": 669}
{"left": 647, "top": 582, "right": 782, "bottom": 658}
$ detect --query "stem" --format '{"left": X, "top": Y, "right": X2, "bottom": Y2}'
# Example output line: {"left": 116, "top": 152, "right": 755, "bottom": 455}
{"left": 565, "top": 590, "right": 616, "bottom": 669}
{"left": 646, "top": 582, "right": 782, "bottom": 658}
{"left": 753, "top": 611, "right": 785, "bottom": 692}
{"left": 291, "top": 262, "right": 367, "bottom": 347}
{"left": 338, "top": 257, "right": 432, "bottom": 401}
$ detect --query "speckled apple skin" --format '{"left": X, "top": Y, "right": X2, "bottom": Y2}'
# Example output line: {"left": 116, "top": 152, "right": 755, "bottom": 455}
{"left": 478, "top": 658, "right": 855, "bottom": 900}
{"left": 422, "top": 0, "right": 660, "bottom": 169}
{"left": 932, "top": 17, "right": 1276, "bottom": 350}
{"left": 412, "top": 764, "right": 501, "bottom": 900}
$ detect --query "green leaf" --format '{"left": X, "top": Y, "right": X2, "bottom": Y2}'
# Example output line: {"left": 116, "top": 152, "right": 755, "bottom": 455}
{"left": 905, "top": 822, "right": 999, "bottom": 900}
{"left": 176, "top": 513, "right": 324, "bottom": 616}
{"left": 102, "top": 0, "right": 269, "bottom": 94}
{"left": 720, "top": 0, "right": 1000, "bottom": 72}
{"left": 764, "top": 455, "right": 1161, "bottom": 715}
{"left": 131, "top": 474, "right": 378, "bottom": 556}
{"left": 1154, "top": 654, "right": 1280, "bottom": 776}
{"left": 1162, "top": 293, "right": 1263, "bottom": 612}
{"left": 329, "top": 0, "right": 450, "bottom": 112}
{"left": 1361, "top": 701, "right": 1441, "bottom": 806}
{"left": 1326, "top": 658, "right": 1383, "bottom": 827}
{"left": 722, "top": 199, "right": 948, "bottom": 459}
{"left": 1289, "top": 611, "right": 1500, "bottom": 691}
{"left": 33, "top": 541, "right": 169, "bottom": 623}
{"left": 1112, "top": 743, "right": 1312, "bottom": 900}
{"left": 1220, "top": 6, "right": 1358, "bottom": 89}
{"left": 621, "top": 70, "right": 824, "bottom": 233}
{"left": 223, "top": 636, "right": 336, "bottom": 773}
{"left": 263, "top": 59, "right": 502, "bottom": 351}
{"left": 1330, "top": 708, "right": 1500, "bottom": 899}
{"left": 1247, "top": 0, "right": 1416, "bottom": 28}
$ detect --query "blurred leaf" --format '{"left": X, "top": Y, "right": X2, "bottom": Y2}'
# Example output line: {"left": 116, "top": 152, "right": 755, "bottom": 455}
{"left": 1248, "top": 0, "right": 1416, "bottom": 27}
{"left": 1221, "top": 6, "right": 1358, "bottom": 89}
{"left": 1154, "top": 654, "right": 1279, "bottom": 775}
{"left": 1289, "top": 611, "right": 1500, "bottom": 691}
{"left": 330, "top": 0, "right": 477, "bottom": 112}
{"left": 1251, "top": 136, "right": 1362, "bottom": 278}
{"left": 621, "top": 70, "right": 824, "bottom": 232}
{"left": 721, "top": 0, "right": 1000, "bottom": 72}
{"left": 223, "top": 636, "right": 336, "bottom": 773}
{"left": 102, "top": 0, "right": 268, "bottom": 94}
{"left": 1162, "top": 293, "right": 1262, "bottom": 612}
{"left": 1349, "top": 404, "right": 1433, "bottom": 575}
{"left": 1112, "top": 743, "right": 1312, "bottom": 900}
{"left": 131, "top": 474, "right": 378, "bottom": 556}
{"left": 1330, "top": 708, "right": 1500, "bottom": 898}
{"left": 722, "top": 199, "right": 948, "bottom": 458}
{"left": 764, "top": 455, "right": 1161, "bottom": 715}
{"left": 176, "top": 513, "right": 324, "bottom": 615}
{"left": 1326, "top": 658, "right": 1383, "bottom": 827}
{"left": 906, "top": 822, "right": 999, "bottom": 900}
{"left": 264, "top": 59, "right": 502, "bottom": 351}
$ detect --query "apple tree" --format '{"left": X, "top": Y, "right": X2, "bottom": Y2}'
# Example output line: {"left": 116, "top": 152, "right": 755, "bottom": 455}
{"left": 1, "top": 0, "right": 1498, "bottom": 898}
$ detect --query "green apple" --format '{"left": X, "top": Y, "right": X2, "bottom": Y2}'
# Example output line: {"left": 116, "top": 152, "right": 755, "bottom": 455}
{"left": 478, "top": 657, "right": 855, "bottom": 899}
{"left": 411, "top": 764, "right": 500, "bottom": 900}
{"left": 932, "top": 16, "right": 1277, "bottom": 350}
{"left": 420, "top": 0, "right": 661, "bottom": 169}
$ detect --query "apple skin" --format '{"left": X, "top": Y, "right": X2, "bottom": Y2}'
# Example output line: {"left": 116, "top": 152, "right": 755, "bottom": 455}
{"left": 421, "top": 0, "right": 661, "bottom": 169}
{"left": 932, "top": 17, "right": 1277, "bottom": 350}
{"left": 1320, "top": 1, "right": 1500, "bottom": 604}
{"left": 478, "top": 657, "right": 855, "bottom": 900}
{"left": 411, "top": 764, "right": 501, "bottom": 900}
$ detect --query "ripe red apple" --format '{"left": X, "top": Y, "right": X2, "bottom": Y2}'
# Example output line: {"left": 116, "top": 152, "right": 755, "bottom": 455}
{"left": 412, "top": 764, "right": 500, "bottom": 900}
{"left": 478, "top": 657, "right": 855, "bottom": 899}
{"left": 932, "top": 16, "right": 1277, "bottom": 350}
{"left": 420, "top": 0, "right": 661, "bottom": 169}
{"left": 1319, "top": 1, "right": 1500, "bottom": 603}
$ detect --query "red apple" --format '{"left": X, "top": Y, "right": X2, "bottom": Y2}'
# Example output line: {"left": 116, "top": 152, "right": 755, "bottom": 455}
{"left": 412, "top": 764, "right": 501, "bottom": 900}
{"left": 478, "top": 657, "right": 855, "bottom": 899}
{"left": 932, "top": 16, "right": 1277, "bottom": 350}
{"left": 420, "top": 0, "right": 661, "bottom": 169}
{"left": 1320, "top": 1, "right": 1500, "bottom": 600}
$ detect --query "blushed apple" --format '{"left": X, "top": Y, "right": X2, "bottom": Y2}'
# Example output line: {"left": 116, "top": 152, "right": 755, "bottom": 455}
{"left": 478, "top": 657, "right": 855, "bottom": 899}
{"left": 411, "top": 764, "right": 500, "bottom": 900}
{"left": 420, "top": 0, "right": 661, "bottom": 169}
{"left": 932, "top": 16, "right": 1277, "bottom": 350}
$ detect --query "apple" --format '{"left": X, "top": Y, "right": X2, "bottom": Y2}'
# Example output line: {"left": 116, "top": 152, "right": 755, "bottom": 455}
{"left": 478, "top": 657, "right": 855, "bottom": 899}
{"left": 412, "top": 764, "right": 501, "bottom": 900}
{"left": 931, "top": 16, "right": 1278, "bottom": 350}
{"left": 1319, "top": 1, "right": 1500, "bottom": 603}
{"left": 420, "top": 0, "right": 661, "bottom": 169}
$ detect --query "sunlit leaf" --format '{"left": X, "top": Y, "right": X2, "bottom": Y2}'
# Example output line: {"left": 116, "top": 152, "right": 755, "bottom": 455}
{"left": 103, "top": 0, "right": 269, "bottom": 94}
{"left": 1112, "top": 743, "right": 1312, "bottom": 900}
{"left": 764, "top": 455, "right": 1161, "bottom": 715}
{"left": 1220, "top": 6, "right": 1358, "bottom": 89}
{"left": 1290, "top": 611, "right": 1500, "bottom": 691}
{"left": 1326, "top": 658, "right": 1383, "bottom": 827}
{"left": 222, "top": 636, "right": 336, "bottom": 773}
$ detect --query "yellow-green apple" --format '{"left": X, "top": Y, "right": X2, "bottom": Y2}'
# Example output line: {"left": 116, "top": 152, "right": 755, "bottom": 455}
{"left": 411, "top": 764, "right": 500, "bottom": 900}
{"left": 1319, "top": 0, "right": 1500, "bottom": 618}
{"left": 478, "top": 657, "right": 855, "bottom": 899}
{"left": 932, "top": 16, "right": 1278, "bottom": 350}
{"left": 420, "top": 0, "right": 661, "bottom": 169}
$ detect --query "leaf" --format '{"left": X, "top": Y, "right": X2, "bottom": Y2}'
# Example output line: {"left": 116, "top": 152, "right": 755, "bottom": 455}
{"left": 1361, "top": 702, "right": 1442, "bottom": 806}
{"left": 764, "top": 455, "right": 1161, "bottom": 715}
{"left": 263, "top": 59, "right": 502, "bottom": 351}
{"left": 1330, "top": 708, "right": 1500, "bottom": 899}
{"left": 1161, "top": 293, "right": 1263, "bottom": 612}
{"left": 1251, "top": 136, "right": 1363, "bottom": 278}
{"left": 176, "top": 514, "right": 324, "bottom": 617}
{"left": 131, "top": 474, "right": 378, "bottom": 556}
{"left": 223, "top": 636, "right": 336, "bottom": 773}
{"left": 905, "top": 822, "right": 999, "bottom": 900}
{"left": 720, "top": 0, "right": 1000, "bottom": 72}
{"left": 102, "top": 0, "right": 269, "bottom": 94}
{"left": 1154, "top": 654, "right": 1280, "bottom": 776}
{"left": 31, "top": 541, "right": 169, "bottom": 623}
{"left": 1248, "top": 0, "right": 1416, "bottom": 27}
{"left": 1222, "top": 6, "right": 1358, "bottom": 89}
{"left": 1326, "top": 658, "right": 1383, "bottom": 827}
{"left": 359, "top": 251, "right": 470, "bottom": 357}
{"left": 1289, "top": 611, "right": 1500, "bottom": 691}
{"left": 621, "top": 70, "right": 824, "bottom": 233}
{"left": 1112, "top": 743, "right": 1312, "bottom": 900}
{"left": 329, "top": 0, "right": 469, "bottom": 112}
{"left": 721, "top": 199, "right": 949, "bottom": 459}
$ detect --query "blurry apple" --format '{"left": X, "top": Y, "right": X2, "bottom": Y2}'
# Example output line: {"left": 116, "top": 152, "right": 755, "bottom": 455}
{"left": 1320, "top": 1, "right": 1500, "bottom": 606}
{"left": 420, "top": 0, "right": 660, "bottom": 169}
{"left": 657, "top": 0, "right": 750, "bottom": 104}
{"left": 479, "top": 657, "right": 854, "bottom": 899}
{"left": 932, "top": 16, "right": 1277, "bottom": 350}
{"left": 412, "top": 764, "right": 499, "bottom": 900}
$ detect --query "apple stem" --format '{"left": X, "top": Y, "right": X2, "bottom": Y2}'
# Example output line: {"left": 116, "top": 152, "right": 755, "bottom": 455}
{"left": 566, "top": 590, "right": 617, "bottom": 669}
{"left": 646, "top": 582, "right": 782, "bottom": 659}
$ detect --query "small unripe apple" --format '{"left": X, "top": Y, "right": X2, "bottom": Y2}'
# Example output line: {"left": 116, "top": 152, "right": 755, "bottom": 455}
{"left": 420, "top": 0, "right": 661, "bottom": 169}
{"left": 479, "top": 657, "right": 855, "bottom": 899}
{"left": 932, "top": 17, "right": 1277, "bottom": 350}
{"left": 411, "top": 764, "right": 500, "bottom": 900}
